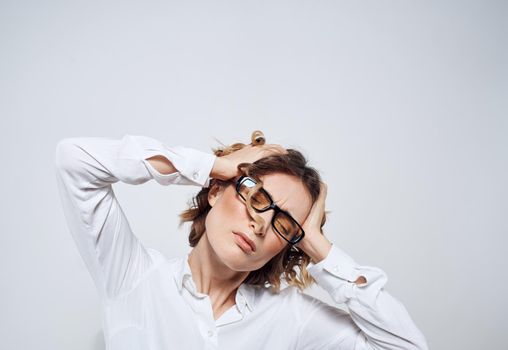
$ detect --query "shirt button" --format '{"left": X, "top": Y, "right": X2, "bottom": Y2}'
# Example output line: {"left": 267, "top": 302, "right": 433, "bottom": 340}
{"left": 332, "top": 265, "right": 339, "bottom": 272}
{"left": 207, "top": 330, "right": 214, "bottom": 337}
{"left": 192, "top": 171, "right": 199, "bottom": 180}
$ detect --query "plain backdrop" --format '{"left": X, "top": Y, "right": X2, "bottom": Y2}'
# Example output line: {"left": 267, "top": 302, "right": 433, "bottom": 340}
{"left": 1, "top": 0, "right": 506, "bottom": 349}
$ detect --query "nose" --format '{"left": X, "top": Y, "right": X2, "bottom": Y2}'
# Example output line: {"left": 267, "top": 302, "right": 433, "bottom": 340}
{"left": 249, "top": 212, "right": 271, "bottom": 237}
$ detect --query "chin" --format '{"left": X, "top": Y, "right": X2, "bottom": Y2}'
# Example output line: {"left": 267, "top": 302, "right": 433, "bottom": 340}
{"left": 209, "top": 236, "right": 256, "bottom": 272}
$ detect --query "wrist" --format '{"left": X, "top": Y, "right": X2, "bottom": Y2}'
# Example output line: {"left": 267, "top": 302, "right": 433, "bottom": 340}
{"left": 210, "top": 157, "right": 233, "bottom": 181}
{"left": 298, "top": 234, "right": 332, "bottom": 264}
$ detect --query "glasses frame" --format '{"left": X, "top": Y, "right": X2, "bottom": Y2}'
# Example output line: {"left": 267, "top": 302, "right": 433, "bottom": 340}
{"left": 235, "top": 175, "right": 305, "bottom": 245}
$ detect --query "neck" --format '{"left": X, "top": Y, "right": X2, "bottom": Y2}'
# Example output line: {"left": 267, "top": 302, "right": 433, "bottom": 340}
{"left": 187, "top": 232, "right": 249, "bottom": 308}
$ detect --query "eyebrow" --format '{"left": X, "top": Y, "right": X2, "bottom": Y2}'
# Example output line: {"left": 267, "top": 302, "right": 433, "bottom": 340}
{"left": 241, "top": 176, "right": 295, "bottom": 217}
{"left": 261, "top": 187, "right": 293, "bottom": 215}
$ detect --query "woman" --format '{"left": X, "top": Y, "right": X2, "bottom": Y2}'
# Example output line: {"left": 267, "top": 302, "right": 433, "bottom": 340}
{"left": 55, "top": 130, "right": 428, "bottom": 349}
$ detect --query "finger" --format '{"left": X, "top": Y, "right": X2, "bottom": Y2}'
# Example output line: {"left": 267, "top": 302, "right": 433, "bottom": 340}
{"left": 264, "top": 144, "right": 287, "bottom": 155}
{"left": 320, "top": 182, "right": 328, "bottom": 196}
{"left": 317, "top": 183, "right": 328, "bottom": 204}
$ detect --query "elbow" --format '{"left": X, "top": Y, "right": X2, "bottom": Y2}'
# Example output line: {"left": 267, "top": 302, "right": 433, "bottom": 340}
{"left": 54, "top": 138, "right": 82, "bottom": 173}
{"left": 407, "top": 335, "right": 429, "bottom": 350}
{"left": 374, "top": 332, "right": 429, "bottom": 350}
{"left": 416, "top": 340, "right": 429, "bottom": 350}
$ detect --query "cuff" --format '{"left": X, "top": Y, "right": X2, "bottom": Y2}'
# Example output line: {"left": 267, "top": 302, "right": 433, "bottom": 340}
{"left": 118, "top": 135, "right": 217, "bottom": 188}
{"left": 306, "top": 243, "right": 383, "bottom": 303}
{"left": 143, "top": 145, "right": 216, "bottom": 188}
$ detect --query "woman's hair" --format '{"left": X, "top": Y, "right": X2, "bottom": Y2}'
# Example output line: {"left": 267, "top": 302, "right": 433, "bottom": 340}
{"left": 178, "top": 130, "right": 328, "bottom": 293}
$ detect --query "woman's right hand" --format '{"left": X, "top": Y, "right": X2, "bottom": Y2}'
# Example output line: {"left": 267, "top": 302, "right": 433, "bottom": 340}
{"left": 210, "top": 143, "right": 287, "bottom": 181}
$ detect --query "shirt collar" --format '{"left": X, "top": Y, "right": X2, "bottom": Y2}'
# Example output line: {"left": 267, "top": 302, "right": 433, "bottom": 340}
{"left": 173, "top": 253, "right": 257, "bottom": 314}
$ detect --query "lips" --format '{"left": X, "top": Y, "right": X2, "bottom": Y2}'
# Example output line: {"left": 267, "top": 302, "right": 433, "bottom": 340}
{"left": 233, "top": 231, "right": 256, "bottom": 252}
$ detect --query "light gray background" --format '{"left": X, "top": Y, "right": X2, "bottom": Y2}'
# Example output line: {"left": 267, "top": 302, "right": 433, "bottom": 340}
{"left": 1, "top": 1, "right": 506, "bottom": 349}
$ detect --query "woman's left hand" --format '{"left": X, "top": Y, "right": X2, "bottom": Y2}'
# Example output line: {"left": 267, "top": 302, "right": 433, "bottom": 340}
{"left": 294, "top": 181, "right": 332, "bottom": 262}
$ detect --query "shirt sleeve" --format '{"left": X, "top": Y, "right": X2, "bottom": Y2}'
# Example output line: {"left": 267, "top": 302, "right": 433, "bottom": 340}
{"left": 54, "top": 134, "right": 217, "bottom": 302}
{"left": 295, "top": 243, "right": 429, "bottom": 350}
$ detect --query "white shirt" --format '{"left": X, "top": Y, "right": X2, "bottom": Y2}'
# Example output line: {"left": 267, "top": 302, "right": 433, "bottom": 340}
{"left": 54, "top": 134, "right": 428, "bottom": 350}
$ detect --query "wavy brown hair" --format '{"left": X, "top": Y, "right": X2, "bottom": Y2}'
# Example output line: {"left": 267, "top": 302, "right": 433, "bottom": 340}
{"left": 178, "top": 130, "right": 328, "bottom": 293}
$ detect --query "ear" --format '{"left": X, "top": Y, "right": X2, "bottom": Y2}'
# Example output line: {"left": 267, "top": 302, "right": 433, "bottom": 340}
{"left": 207, "top": 183, "right": 226, "bottom": 207}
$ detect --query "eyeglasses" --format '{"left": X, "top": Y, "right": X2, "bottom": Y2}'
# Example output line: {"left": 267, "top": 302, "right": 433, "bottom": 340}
{"left": 235, "top": 175, "right": 305, "bottom": 245}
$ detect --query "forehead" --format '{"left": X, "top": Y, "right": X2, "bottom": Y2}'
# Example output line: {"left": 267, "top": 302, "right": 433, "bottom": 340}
{"left": 258, "top": 173, "right": 313, "bottom": 222}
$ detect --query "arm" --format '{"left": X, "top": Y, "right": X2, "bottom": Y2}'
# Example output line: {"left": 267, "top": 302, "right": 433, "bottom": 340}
{"left": 54, "top": 134, "right": 216, "bottom": 302}
{"left": 145, "top": 155, "right": 178, "bottom": 175}
{"left": 295, "top": 237, "right": 429, "bottom": 350}
{"left": 146, "top": 152, "right": 230, "bottom": 180}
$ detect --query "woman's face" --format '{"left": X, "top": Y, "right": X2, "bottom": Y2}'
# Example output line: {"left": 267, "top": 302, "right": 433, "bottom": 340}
{"left": 205, "top": 172, "right": 313, "bottom": 272}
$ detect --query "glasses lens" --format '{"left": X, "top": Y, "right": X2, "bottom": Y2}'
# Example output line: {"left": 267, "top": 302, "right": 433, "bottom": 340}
{"left": 238, "top": 179, "right": 271, "bottom": 210}
{"left": 274, "top": 212, "right": 303, "bottom": 242}
{"left": 237, "top": 177, "right": 303, "bottom": 243}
